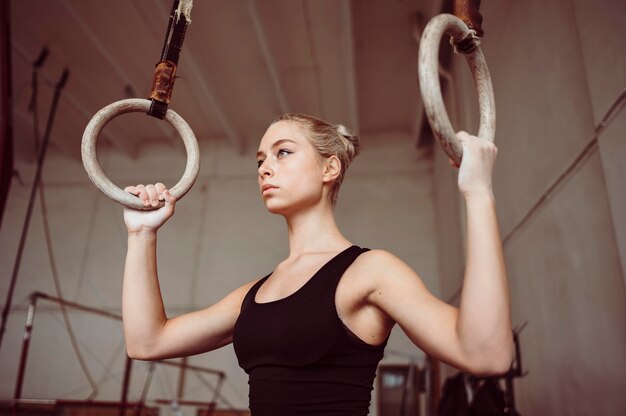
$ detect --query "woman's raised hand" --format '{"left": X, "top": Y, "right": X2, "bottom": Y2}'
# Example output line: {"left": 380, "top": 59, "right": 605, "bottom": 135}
{"left": 123, "top": 183, "right": 176, "bottom": 234}
{"left": 449, "top": 131, "right": 498, "bottom": 199}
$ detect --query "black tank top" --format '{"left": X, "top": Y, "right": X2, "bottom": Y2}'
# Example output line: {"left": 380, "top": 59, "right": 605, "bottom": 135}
{"left": 232, "top": 245, "right": 388, "bottom": 415}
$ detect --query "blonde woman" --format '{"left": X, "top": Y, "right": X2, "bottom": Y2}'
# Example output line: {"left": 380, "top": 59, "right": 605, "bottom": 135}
{"left": 122, "top": 113, "right": 513, "bottom": 415}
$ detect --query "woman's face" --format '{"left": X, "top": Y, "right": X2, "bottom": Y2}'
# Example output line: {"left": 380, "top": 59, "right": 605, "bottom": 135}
{"left": 256, "top": 121, "right": 328, "bottom": 215}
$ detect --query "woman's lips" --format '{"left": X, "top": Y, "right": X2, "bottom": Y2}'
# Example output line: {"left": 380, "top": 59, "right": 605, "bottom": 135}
{"left": 262, "top": 185, "right": 278, "bottom": 195}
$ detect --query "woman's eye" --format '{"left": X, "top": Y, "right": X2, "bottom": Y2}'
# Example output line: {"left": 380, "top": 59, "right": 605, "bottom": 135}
{"left": 277, "top": 149, "right": 291, "bottom": 158}
{"left": 256, "top": 159, "right": 264, "bottom": 168}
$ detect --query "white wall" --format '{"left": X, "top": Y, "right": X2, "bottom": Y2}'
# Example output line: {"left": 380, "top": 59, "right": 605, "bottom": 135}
{"left": 433, "top": 0, "right": 626, "bottom": 414}
{"left": 4, "top": 1, "right": 623, "bottom": 414}
{"left": 0, "top": 128, "right": 438, "bottom": 414}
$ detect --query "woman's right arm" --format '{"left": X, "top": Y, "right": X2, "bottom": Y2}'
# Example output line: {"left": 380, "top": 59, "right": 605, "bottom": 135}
{"left": 122, "top": 183, "right": 253, "bottom": 360}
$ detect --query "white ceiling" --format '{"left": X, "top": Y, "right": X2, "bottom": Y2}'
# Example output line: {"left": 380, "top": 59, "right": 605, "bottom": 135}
{"left": 11, "top": 0, "right": 440, "bottom": 162}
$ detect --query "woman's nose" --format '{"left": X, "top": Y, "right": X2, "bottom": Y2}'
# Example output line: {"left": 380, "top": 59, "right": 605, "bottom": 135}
{"left": 258, "top": 162, "right": 273, "bottom": 177}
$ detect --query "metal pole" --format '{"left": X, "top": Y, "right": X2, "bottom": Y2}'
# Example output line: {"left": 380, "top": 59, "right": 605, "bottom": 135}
{"left": 14, "top": 294, "right": 38, "bottom": 400}
{"left": 506, "top": 329, "right": 522, "bottom": 412}
{"left": 0, "top": 0, "right": 15, "bottom": 232}
{"left": 212, "top": 374, "right": 225, "bottom": 403}
{"left": 0, "top": 68, "right": 69, "bottom": 351}
{"left": 120, "top": 356, "right": 133, "bottom": 416}
{"left": 177, "top": 356, "right": 188, "bottom": 400}
{"left": 135, "top": 362, "right": 156, "bottom": 416}
{"left": 33, "top": 292, "right": 122, "bottom": 320}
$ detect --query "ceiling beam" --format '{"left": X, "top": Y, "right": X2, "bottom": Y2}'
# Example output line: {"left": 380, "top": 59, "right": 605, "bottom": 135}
{"left": 340, "top": 0, "right": 359, "bottom": 132}
{"left": 411, "top": 12, "right": 426, "bottom": 140}
{"left": 60, "top": 0, "right": 176, "bottom": 147}
{"left": 153, "top": 1, "right": 244, "bottom": 153}
{"left": 247, "top": 0, "right": 289, "bottom": 114}
{"left": 302, "top": 0, "right": 325, "bottom": 118}
{"left": 178, "top": 53, "right": 244, "bottom": 152}
{"left": 12, "top": 43, "right": 137, "bottom": 160}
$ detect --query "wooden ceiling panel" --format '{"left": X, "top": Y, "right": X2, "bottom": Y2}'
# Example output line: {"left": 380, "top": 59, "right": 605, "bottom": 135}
{"left": 253, "top": 0, "right": 314, "bottom": 115}
{"left": 11, "top": 0, "right": 436, "bottom": 161}
{"left": 12, "top": 0, "right": 166, "bottom": 157}
{"left": 181, "top": 1, "right": 283, "bottom": 151}
{"left": 353, "top": 0, "right": 428, "bottom": 135}
{"left": 304, "top": 0, "right": 356, "bottom": 127}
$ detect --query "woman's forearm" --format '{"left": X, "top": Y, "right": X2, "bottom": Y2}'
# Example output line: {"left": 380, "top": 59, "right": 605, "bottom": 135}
{"left": 123, "top": 231, "right": 168, "bottom": 358}
{"left": 456, "top": 191, "right": 514, "bottom": 372}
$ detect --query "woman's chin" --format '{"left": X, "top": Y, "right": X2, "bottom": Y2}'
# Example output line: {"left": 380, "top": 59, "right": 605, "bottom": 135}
{"left": 262, "top": 194, "right": 322, "bottom": 216}
{"left": 263, "top": 198, "right": 289, "bottom": 215}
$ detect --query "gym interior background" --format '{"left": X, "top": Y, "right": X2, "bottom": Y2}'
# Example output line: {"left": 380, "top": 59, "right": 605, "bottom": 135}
{"left": 1, "top": 0, "right": 624, "bottom": 415}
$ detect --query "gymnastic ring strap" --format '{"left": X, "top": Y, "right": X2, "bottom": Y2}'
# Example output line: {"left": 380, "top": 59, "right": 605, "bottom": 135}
{"left": 81, "top": 99, "right": 200, "bottom": 210}
{"left": 148, "top": 0, "right": 193, "bottom": 119}
{"left": 453, "top": 0, "right": 484, "bottom": 37}
{"left": 418, "top": 14, "right": 495, "bottom": 165}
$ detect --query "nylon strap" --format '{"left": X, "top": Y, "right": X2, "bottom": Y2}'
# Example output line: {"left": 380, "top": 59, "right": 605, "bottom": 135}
{"left": 148, "top": 0, "right": 193, "bottom": 119}
{"left": 453, "top": 0, "right": 484, "bottom": 37}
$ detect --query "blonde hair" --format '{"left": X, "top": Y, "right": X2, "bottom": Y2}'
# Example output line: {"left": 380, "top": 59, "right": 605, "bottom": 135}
{"left": 273, "top": 113, "right": 360, "bottom": 206}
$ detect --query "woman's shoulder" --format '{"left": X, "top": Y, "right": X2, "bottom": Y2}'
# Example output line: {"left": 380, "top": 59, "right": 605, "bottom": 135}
{"left": 356, "top": 248, "right": 408, "bottom": 268}
{"left": 221, "top": 276, "right": 266, "bottom": 305}
{"left": 349, "top": 248, "right": 414, "bottom": 283}
{"left": 341, "top": 248, "right": 422, "bottom": 309}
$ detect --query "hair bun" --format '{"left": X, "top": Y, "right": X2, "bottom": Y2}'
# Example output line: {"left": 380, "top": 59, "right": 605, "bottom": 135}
{"left": 273, "top": 114, "right": 360, "bottom": 205}
{"left": 335, "top": 124, "right": 360, "bottom": 161}
{"left": 336, "top": 124, "right": 352, "bottom": 138}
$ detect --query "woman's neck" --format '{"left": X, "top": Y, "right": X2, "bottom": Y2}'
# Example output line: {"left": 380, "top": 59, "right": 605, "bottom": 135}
{"left": 284, "top": 203, "right": 351, "bottom": 258}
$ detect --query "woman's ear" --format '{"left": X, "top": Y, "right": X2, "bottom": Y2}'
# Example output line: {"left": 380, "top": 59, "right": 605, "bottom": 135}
{"left": 322, "top": 156, "right": 341, "bottom": 183}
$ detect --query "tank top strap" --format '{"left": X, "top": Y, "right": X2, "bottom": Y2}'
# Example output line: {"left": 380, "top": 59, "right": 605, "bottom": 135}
{"left": 240, "top": 245, "right": 369, "bottom": 310}
{"left": 321, "top": 245, "right": 370, "bottom": 289}
{"left": 240, "top": 273, "right": 271, "bottom": 310}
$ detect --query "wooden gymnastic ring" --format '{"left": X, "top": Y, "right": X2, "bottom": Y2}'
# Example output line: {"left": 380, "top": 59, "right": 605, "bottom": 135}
{"left": 418, "top": 14, "right": 495, "bottom": 165}
{"left": 81, "top": 98, "right": 200, "bottom": 210}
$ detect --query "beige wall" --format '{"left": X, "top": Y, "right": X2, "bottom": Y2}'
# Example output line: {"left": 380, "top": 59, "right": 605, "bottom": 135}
{"left": 2, "top": 1, "right": 624, "bottom": 414}
{"left": 0, "top": 130, "right": 437, "bottom": 414}
{"left": 433, "top": 0, "right": 626, "bottom": 414}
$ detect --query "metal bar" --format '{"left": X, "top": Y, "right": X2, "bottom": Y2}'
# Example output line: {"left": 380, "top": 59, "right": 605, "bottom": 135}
{"left": 177, "top": 356, "right": 188, "bottom": 399}
{"left": 0, "top": 68, "right": 69, "bottom": 351}
{"left": 59, "top": 400, "right": 136, "bottom": 408}
{"left": 505, "top": 369, "right": 515, "bottom": 411}
{"left": 505, "top": 329, "right": 522, "bottom": 411}
{"left": 10, "top": 399, "right": 154, "bottom": 408}
{"left": 32, "top": 292, "right": 122, "bottom": 320}
{"left": 153, "top": 399, "right": 217, "bottom": 407}
{"left": 136, "top": 362, "right": 156, "bottom": 416}
{"left": 13, "top": 290, "right": 224, "bottom": 400}
{"left": 210, "top": 374, "right": 225, "bottom": 412}
{"left": 156, "top": 358, "right": 225, "bottom": 377}
{"left": 11, "top": 42, "right": 134, "bottom": 157}
{"left": 502, "top": 137, "right": 598, "bottom": 245}
{"left": 595, "top": 88, "right": 626, "bottom": 135}
{"left": 120, "top": 356, "right": 133, "bottom": 416}
{"left": 14, "top": 295, "right": 38, "bottom": 399}
{"left": 502, "top": 90, "right": 625, "bottom": 245}
{"left": 29, "top": 292, "right": 224, "bottom": 376}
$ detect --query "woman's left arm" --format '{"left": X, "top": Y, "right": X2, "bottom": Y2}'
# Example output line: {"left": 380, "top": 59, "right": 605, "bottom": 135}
{"left": 454, "top": 131, "right": 513, "bottom": 374}
{"left": 364, "top": 132, "right": 513, "bottom": 375}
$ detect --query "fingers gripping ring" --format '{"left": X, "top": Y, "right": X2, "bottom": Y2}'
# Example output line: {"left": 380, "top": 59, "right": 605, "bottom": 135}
{"left": 418, "top": 14, "right": 496, "bottom": 165}
{"left": 81, "top": 99, "right": 200, "bottom": 210}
